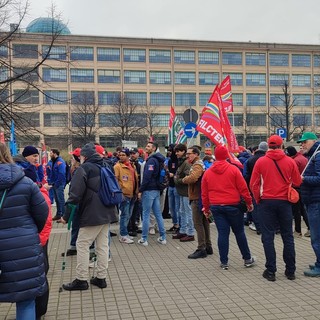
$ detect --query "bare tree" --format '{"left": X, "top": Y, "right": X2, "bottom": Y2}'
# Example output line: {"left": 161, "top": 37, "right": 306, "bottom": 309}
{"left": 143, "top": 104, "right": 164, "bottom": 141}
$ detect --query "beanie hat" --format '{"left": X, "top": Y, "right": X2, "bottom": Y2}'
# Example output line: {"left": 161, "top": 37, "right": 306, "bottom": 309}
{"left": 22, "top": 146, "right": 39, "bottom": 157}
{"left": 268, "top": 135, "right": 283, "bottom": 147}
{"left": 258, "top": 141, "right": 268, "bottom": 152}
{"left": 214, "top": 146, "right": 229, "bottom": 161}
{"left": 80, "top": 143, "right": 96, "bottom": 158}
{"left": 285, "top": 146, "right": 297, "bottom": 157}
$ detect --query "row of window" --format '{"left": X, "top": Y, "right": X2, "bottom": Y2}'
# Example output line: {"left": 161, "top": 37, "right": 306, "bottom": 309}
{"left": 10, "top": 89, "right": 318, "bottom": 107}
{"left": 20, "top": 112, "right": 319, "bottom": 128}
{"left": 2, "top": 44, "right": 320, "bottom": 67}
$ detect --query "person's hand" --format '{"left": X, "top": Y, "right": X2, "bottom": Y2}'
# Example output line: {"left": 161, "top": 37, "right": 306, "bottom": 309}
{"left": 43, "top": 183, "right": 52, "bottom": 190}
{"left": 137, "top": 192, "right": 142, "bottom": 200}
{"left": 247, "top": 204, "right": 254, "bottom": 212}
{"left": 202, "top": 209, "right": 210, "bottom": 218}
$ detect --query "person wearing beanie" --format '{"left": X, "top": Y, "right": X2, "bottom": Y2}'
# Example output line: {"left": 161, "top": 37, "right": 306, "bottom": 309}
{"left": 202, "top": 145, "right": 255, "bottom": 270}
{"left": 250, "top": 135, "right": 302, "bottom": 281}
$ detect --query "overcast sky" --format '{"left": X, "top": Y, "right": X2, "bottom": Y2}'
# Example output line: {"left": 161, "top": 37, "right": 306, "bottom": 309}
{"left": 24, "top": 0, "right": 320, "bottom": 45}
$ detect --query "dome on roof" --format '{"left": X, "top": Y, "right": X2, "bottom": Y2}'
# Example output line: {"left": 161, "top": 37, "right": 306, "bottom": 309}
{"left": 26, "top": 17, "right": 71, "bottom": 35}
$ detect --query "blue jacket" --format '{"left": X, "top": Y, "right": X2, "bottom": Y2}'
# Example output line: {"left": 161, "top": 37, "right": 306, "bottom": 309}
{"left": 50, "top": 156, "right": 66, "bottom": 187}
{"left": 0, "top": 164, "right": 49, "bottom": 303}
{"left": 13, "top": 154, "right": 39, "bottom": 183}
{"left": 140, "top": 152, "right": 165, "bottom": 192}
{"left": 301, "top": 141, "right": 320, "bottom": 205}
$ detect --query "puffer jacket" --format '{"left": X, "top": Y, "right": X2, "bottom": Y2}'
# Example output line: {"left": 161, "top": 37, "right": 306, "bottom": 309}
{"left": 301, "top": 141, "right": 320, "bottom": 205}
{"left": 64, "top": 153, "right": 118, "bottom": 227}
{"left": 0, "top": 164, "right": 49, "bottom": 303}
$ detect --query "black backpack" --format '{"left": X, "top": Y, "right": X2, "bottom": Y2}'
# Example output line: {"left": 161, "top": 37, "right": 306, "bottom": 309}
{"left": 157, "top": 161, "right": 170, "bottom": 191}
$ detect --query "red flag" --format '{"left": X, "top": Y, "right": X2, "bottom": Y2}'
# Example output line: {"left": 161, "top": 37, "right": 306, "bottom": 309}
{"left": 220, "top": 75, "right": 233, "bottom": 113}
{"left": 168, "top": 106, "right": 175, "bottom": 130}
{"left": 41, "top": 142, "right": 48, "bottom": 183}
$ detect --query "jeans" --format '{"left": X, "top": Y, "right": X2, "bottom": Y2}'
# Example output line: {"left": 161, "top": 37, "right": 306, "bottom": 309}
{"left": 53, "top": 184, "right": 65, "bottom": 217}
{"left": 305, "top": 202, "right": 320, "bottom": 268}
{"left": 179, "top": 196, "right": 194, "bottom": 236}
{"left": 49, "top": 187, "right": 54, "bottom": 204}
{"left": 211, "top": 205, "right": 251, "bottom": 264}
{"left": 141, "top": 190, "right": 166, "bottom": 241}
{"left": 168, "top": 186, "right": 180, "bottom": 225}
{"left": 259, "top": 199, "right": 296, "bottom": 274}
{"left": 292, "top": 196, "right": 309, "bottom": 233}
{"left": 16, "top": 299, "right": 35, "bottom": 320}
{"left": 119, "top": 197, "right": 135, "bottom": 237}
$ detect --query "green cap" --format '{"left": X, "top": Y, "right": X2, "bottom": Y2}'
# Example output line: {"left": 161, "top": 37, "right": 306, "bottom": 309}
{"left": 297, "top": 132, "right": 318, "bottom": 143}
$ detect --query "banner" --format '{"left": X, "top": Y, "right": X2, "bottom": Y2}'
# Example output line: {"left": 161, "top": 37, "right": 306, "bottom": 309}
{"left": 9, "top": 120, "right": 17, "bottom": 156}
{"left": 219, "top": 75, "right": 233, "bottom": 113}
{"left": 168, "top": 106, "right": 187, "bottom": 145}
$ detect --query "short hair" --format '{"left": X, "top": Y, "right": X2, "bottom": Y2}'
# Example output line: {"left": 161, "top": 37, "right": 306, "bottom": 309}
{"left": 51, "top": 148, "right": 60, "bottom": 156}
{"left": 148, "top": 141, "right": 158, "bottom": 150}
{"left": 187, "top": 146, "right": 200, "bottom": 155}
{"left": 191, "top": 144, "right": 202, "bottom": 151}
{"left": 174, "top": 144, "right": 187, "bottom": 152}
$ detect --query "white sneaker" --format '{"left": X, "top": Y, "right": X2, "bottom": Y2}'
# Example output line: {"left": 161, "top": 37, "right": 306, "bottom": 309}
{"left": 138, "top": 239, "right": 148, "bottom": 246}
{"left": 119, "top": 236, "right": 134, "bottom": 244}
{"left": 249, "top": 223, "right": 257, "bottom": 231}
{"left": 149, "top": 228, "right": 155, "bottom": 235}
{"left": 127, "top": 235, "right": 134, "bottom": 240}
{"left": 157, "top": 237, "right": 167, "bottom": 245}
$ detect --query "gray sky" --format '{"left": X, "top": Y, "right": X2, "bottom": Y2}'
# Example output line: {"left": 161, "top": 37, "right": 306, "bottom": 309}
{"left": 24, "top": 0, "right": 320, "bottom": 45}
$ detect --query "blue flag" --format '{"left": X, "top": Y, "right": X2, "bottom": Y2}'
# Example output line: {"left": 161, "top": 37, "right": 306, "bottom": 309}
{"left": 10, "top": 120, "right": 17, "bottom": 156}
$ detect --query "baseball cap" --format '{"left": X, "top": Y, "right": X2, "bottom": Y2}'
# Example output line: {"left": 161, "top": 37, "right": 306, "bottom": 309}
{"left": 297, "top": 132, "right": 318, "bottom": 143}
{"left": 267, "top": 135, "right": 283, "bottom": 147}
{"left": 130, "top": 148, "right": 139, "bottom": 154}
{"left": 69, "top": 148, "right": 81, "bottom": 157}
{"left": 95, "top": 145, "right": 105, "bottom": 155}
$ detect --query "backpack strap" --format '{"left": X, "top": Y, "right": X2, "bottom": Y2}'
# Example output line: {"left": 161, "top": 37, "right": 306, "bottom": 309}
{"left": 272, "top": 159, "right": 288, "bottom": 184}
{"left": 0, "top": 189, "right": 7, "bottom": 213}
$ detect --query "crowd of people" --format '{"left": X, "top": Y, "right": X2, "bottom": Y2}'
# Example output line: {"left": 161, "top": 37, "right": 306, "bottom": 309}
{"left": 1, "top": 131, "right": 320, "bottom": 318}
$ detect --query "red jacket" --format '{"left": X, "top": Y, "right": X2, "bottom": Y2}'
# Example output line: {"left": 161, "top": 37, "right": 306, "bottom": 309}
{"left": 250, "top": 149, "right": 302, "bottom": 204}
{"left": 201, "top": 160, "right": 252, "bottom": 212}
{"left": 39, "top": 186, "right": 52, "bottom": 246}
{"left": 292, "top": 152, "right": 308, "bottom": 174}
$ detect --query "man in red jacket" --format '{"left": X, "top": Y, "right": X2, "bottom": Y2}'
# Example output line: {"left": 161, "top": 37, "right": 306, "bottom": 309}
{"left": 250, "top": 135, "right": 302, "bottom": 281}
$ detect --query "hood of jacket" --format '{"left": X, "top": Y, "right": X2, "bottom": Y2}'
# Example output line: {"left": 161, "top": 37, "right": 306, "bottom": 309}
{"left": 0, "top": 163, "right": 25, "bottom": 190}
{"left": 84, "top": 153, "right": 104, "bottom": 166}
{"left": 265, "top": 149, "right": 286, "bottom": 161}
{"left": 210, "top": 160, "right": 230, "bottom": 175}
{"left": 13, "top": 154, "right": 29, "bottom": 168}
{"left": 306, "top": 141, "right": 320, "bottom": 157}
{"left": 148, "top": 152, "right": 165, "bottom": 163}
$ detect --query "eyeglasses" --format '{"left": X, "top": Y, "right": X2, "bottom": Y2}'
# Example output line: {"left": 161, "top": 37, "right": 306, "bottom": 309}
{"left": 186, "top": 152, "right": 195, "bottom": 155}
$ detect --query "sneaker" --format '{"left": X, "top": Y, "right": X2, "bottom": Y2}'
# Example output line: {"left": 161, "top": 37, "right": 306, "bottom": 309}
{"left": 309, "top": 264, "right": 316, "bottom": 270}
{"left": 220, "top": 263, "right": 229, "bottom": 270}
{"left": 90, "top": 277, "right": 107, "bottom": 288}
{"left": 188, "top": 249, "right": 207, "bottom": 259}
{"left": 249, "top": 223, "right": 256, "bottom": 231}
{"left": 127, "top": 235, "right": 134, "bottom": 240}
{"left": 63, "top": 279, "right": 89, "bottom": 291}
{"left": 304, "top": 267, "right": 320, "bottom": 277}
{"left": 172, "top": 233, "right": 187, "bottom": 239}
{"left": 52, "top": 215, "right": 61, "bottom": 221}
{"left": 304, "top": 230, "right": 310, "bottom": 237}
{"left": 138, "top": 239, "right": 148, "bottom": 246}
{"left": 294, "top": 231, "right": 302, "bottom": 238}
{"left": 263, "top": 269, "right": 276, "bottom": 281}
{"left": 149, "top": 228, "right": 155, "bottom": 235}
{"left": 167, "top": 226, "right": 179, "bottom": 233}
{"left": 180, "top": 235, "right": 195, "bottom": 242}
{"left": 119, "top": 236, "right": 134, "bottom": 244}
{"left": 61, "top": 248, "right": 77, "bottom": 257}
{"left": 285, "top": 271, "right": 296, "bottom": 280}
{"left": 206, "top": 246, "right": 213, "bottom": 255}
{"left": 244, "top": 256, "right": 256, "bottom": 268}
{"left": 157, "top": 237, "right": 167, "bottom": 245}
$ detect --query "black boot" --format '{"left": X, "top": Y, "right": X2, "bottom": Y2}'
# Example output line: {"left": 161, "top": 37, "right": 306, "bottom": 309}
{"left": 188, "top": 249, "right": 207, "bottom": 259}
{"left": 63, "top": 279, "right": 89, "bottom": 291}
{"left": 206, "top": 246, "right": 213, "bottom": 255}
{"left": 90, "top": 277, "right": 107, "bottom": 288}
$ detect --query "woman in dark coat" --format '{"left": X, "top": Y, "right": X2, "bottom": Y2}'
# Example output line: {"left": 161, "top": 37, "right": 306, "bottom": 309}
{"left": 0, "top": 143, "right": 49, "bottom": 320}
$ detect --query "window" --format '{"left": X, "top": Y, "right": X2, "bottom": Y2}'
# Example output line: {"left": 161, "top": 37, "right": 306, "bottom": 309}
{"left": 270, "top": 74, "right": 289, "bottom": 86}
{"left": 199, "top": 72, "right": 219, "bottom": 86}
{"left": 18, "top": 113, "right": 40, "bottom": 127}
{"left": 0, "top": 45, "right": 8, "bottom": 58}
{"left": 174, "top": 50, "right": 195, "bottom": 64}
{"left": 246, "top": 114, "right": 266, "bottom": 126}
{"left": 293, "top": 94, "right": 311, "bottom": 106}
{"left": 245, "top": 53, "right": 266, "bottom": 66}
{"left": 42, "top": 68, "right": 67, "bottom": 82}
{"left": 42, "top": 45, "right": 66, "bottom": 60}
{"left": 246, "top": 73, "right": 266, "bottom": 86}
{"left": 315, "top": 94, "right": 320, "bottom": 106}
{"left": 70, "top": 69, "right": 94, "bottom": 83}
{"left": 151, "top": 114, "right": 170, "bottom": 127}
{"left": 315, "top": 114, "right": 320, "bottom": 126}
{"left": 124, "top": 71, "right": 146, "bottom": 84}
{"left": 293, "top": 113, "right": 312, "bottom": 126}
{"left": 71, "top": 91, "right": 95, "bottom": 105}
{"left": 97, "top": 69, "right": 120, "bottom": 83}
{"left": 314, "top": 55, "right": 320, "bottom": 67}
{"left": 314, "top": 75, "right": 320, "bottom": 87}
{"left": 13, "top": 67, "right": 39, "bottom": 82}
{"left": 222, "top": 52, "right": 242, "bottom": 65}
{"left": 98, "top": 92, "right": 120, "bottom": 105}
{"left": 150, "top": 92, "right": 172, "bottom": 106}
{"left": 199, "top": 93, "right": 211, "bottom": 106}
{"left": 13, "top": 44, "right": 38, "bottom": 59}
{"left": 292, "top": 74, "right": 311, "bottom": 87}
{"left": 0, "top": 67, "right": 8, "bottom": 81}
{"left": 44, "top": 113, "right": 68, "bottom": 127}
{"left": 149, "top": 50, "right": 171, "bottom": 63}
{"left": 14, "top": 90, "right": 39, "bottom": 104}
{"left": 70, "top": 46, "right": 94, "bottom": 61}
{"left": 72, "top": 113, "right": 95, "bottom": 127}
{"left": 270, "top": 113, "right": 286, "bottom": 127}
{"left": 269, "top": 53, "right": 289, "bottom": 66}
{"left": 99, "top": 114, "right": 118, "bottom": 127}
{"left": 97, "top": 48, "right": 120, "bottom": 61}
{"left": 175, "top": 93, "right": 196, "bottom": 106}
{"left": 227, "top": 114, "right": 243, "bottom": 126}
{"left": 44, "top": 91, "right": 68, "bottom": 105}
{"left": 0, "top": 90, "right": 8, "bottom": 103}
{"left": 223, "top": 73, "right": 243, "bottom": 86}
{"left": 123, "top": 49, "right": 146, "bottom": 62}
{"left": 233, "top": 93, "right": 243, "bottom": 106}
{"left": 270, "top": 94, "right": 285, "bottom": 107}
{"left": 175, "top": 72, "right": 195, "bottom": 85}
{"left": 246, "top": 94, "right": 266, "bottom": 106}
{"left": 149, "top": 71, "right": 171, "bottom": 84}
{"left": 99, "top": 113, "right": 147, "bottom": 127}
{"left": 124, "top": 92, "right": 147, "bottom": 105}
{"left": 198, "top": 51, "right": 219, "bottom": 64}
{"left": 292, "top": 54, "right": 311, "bottom": 67}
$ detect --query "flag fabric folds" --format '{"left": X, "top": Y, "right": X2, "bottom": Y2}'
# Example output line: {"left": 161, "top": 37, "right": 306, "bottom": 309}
{"left": 220, "top": 75, "right": 233, "bottom": 113}
{"left": 168, "top": 106, "right": 187, "bottom": 145}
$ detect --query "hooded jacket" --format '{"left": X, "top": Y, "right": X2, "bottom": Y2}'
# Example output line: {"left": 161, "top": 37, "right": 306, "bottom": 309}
{"left": 250, "top": 149, "right": 302, "bottom": 204}
{"left": 201, "top": 160, "right": 252, "bottom": 212}
{"left": 0, "top": 164, "right": 48, "bottom": 303}
{"left": 13, "top": 154, "right": 39, "bottom": 182}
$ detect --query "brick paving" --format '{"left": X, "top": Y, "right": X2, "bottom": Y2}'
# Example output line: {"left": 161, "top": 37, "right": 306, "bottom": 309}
{"left": 1, "top": 211, "right": 320, "bottom": 320}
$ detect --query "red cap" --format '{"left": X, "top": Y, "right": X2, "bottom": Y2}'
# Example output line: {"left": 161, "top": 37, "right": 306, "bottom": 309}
{"left": 268, "top": 135, "right": 283, "bottom": 147}
{"left": 214, "top": 146, "right": 229, "bottom": 161}
{"left": 69, "top": 148, "right": 81, "bottom": 157}
{"left": 238, "top": 146, "right": 246, "bottom": 152}
{"left": 95, "top": 145, "right": 105, "bottom": 155}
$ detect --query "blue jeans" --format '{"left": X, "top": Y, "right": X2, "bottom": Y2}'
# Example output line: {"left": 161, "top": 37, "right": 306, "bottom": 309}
{"left": 141, "top": 190, "right": 166, "bottom": 241}
{"left": 259, "top": 199, "right": 296, "bottom": 274}
{"left": 305, "top": 202, "right": 320, "bottom": 268}
{"left": 211, "top": 205, "right": 251, "bottom": 264}
{"left": 53, "top": 184, "right": 65, "bottom": 217}
{"left": 49, "top": 187, "right": 54, "bottom": 204}
{"left": 179, "top": 195, "right": 194, "bottom": 236}
{"left": 16, "top": 299, "right": 35, "bottom": 320}
{"left": 119, "top": 197, "right": 135, "bottom": 237}
{"left": 168, "top": 186, "right": 180, "bottom": 225}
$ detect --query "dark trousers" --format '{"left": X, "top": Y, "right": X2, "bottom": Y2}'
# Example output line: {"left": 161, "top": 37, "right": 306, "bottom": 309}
{"left": 53, "top": 184, "right": 65, "bottom": 217}
{"left": 259, "top": 199, "right": 296, "bottom": 274}
{"left": 292, "top": 196, "right": 309, "bottom": 233}
{"left": 128, "top": 199, "right": 141, "bottom": 232}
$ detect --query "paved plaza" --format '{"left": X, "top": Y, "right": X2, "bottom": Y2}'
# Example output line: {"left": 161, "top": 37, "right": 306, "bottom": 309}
{"left": 1, "top": 211, "right": 320, "bottom": 320}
